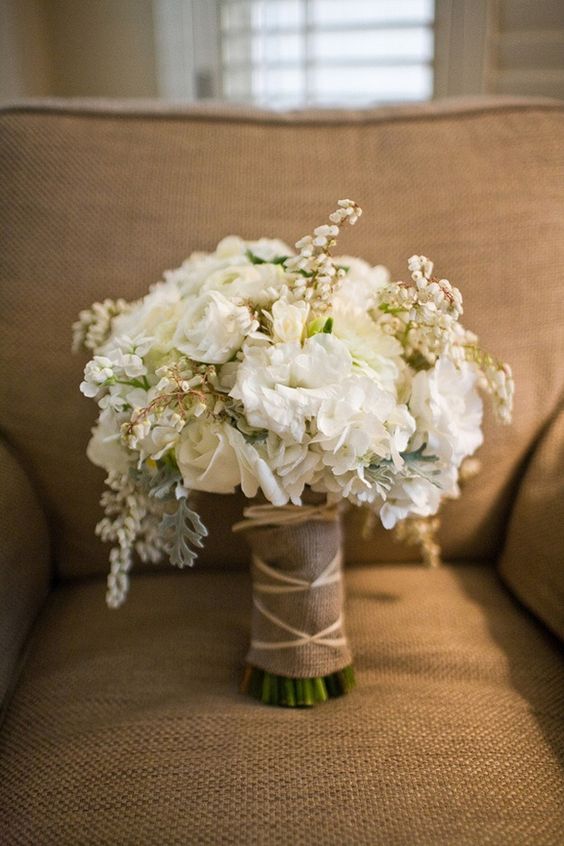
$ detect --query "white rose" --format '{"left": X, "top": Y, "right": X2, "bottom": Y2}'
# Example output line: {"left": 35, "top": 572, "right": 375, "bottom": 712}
{"left": 271, "top": 299, "right": 309, "bottom": 343}
{"left": 215, "top": 236, "right": 246, "bottom": 258}
{"left": 409, "top": 358, "right": 483, "bottom": 465}
{"left": 176, "top": 420, "right": 242, "bottom": 494}
{"left": 175, "top": 420, "right": 288, "bottom": 504}
{"left": 173, "top": 291, "right": 258, "bottom": 363}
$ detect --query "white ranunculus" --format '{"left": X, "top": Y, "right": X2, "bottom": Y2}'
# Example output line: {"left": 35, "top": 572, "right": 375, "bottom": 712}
{"left": 246, "top": 237, "right": 293, "bottom": 261}
{"left": 215, "top": 235, "right": 292, "bottom": 262}
{"left": 271, "top": 299, "right": 309, "bottom": 343}
{"left": 409, "top": 357, "right": 483, "bottom": 465}
{"left": 215, "top": 236, "right": 247, "bottom": 258}
{"left": 230, "top": 334, "right": 353, "bottom": 443}
{"left": 106, "top": 281, "right": 182, "bottom": 351}
{"left": 173, "top": 291, "right": 258, "bottom": 363}
{"left": 202, "top": 263, "right": 286, "bottom": 305}
{"left": 224, "top": 426, "right": 287, "bottom": 505}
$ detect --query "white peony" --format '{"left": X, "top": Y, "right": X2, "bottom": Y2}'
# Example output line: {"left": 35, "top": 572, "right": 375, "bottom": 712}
{"left": 173, "top": 291, "right": 258, "bottom": 363}
{"left": 409, "top": 358, "right": 483, "bottom": 465}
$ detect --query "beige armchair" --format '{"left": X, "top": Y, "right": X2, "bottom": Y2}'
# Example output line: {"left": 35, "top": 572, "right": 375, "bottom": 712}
{"left": 1, "top": 97, "right": 562, "bottom": 845}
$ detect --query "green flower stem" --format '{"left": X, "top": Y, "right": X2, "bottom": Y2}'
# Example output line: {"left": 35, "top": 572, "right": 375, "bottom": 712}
{"left": 240, "top": 665, "right": 356, "bottom": 707}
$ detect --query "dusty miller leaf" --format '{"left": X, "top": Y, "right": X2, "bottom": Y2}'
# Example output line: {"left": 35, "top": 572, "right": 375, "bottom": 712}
{"left": 159, "top": 497, "right": 208, "bottom": 569}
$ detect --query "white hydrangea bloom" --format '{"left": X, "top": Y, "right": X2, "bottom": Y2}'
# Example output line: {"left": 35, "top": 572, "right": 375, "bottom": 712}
{"left": 230, "top": 334, "right": 353, "bottom": 443}
{"left": 409, "top": 358, "right": 484, "bottom": 466}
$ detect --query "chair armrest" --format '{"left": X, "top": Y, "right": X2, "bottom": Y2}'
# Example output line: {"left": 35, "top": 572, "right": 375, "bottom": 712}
{"left": 498, "top": 407, "right": 564, "bottom": 640}
{"left": 0, "top": 439, "right": 51, "bottom": 709}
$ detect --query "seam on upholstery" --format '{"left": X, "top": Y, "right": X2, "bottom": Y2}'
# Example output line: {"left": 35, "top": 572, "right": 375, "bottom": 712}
{"left": 0, "top": 98, "right": 563, "bottom": 129}
{"left": 495, "top": 400, "right": 564, "bottom": 568}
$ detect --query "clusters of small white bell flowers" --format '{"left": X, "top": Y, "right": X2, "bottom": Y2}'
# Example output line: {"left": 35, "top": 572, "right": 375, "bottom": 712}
{"left": 285, "top": 199, "right": 362, "bottom": 311}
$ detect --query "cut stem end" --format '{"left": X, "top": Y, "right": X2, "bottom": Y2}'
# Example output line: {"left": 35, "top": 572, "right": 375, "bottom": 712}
{"left": 240, "top": 664, "right": 356, "bottom": 707}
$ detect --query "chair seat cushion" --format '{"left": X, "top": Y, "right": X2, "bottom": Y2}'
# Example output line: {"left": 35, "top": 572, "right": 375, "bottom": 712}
{"left": 1, "top": 564, "right": 562, "bottom": 845}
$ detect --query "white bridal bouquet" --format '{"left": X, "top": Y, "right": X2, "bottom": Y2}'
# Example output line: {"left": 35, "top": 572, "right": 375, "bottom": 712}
{"left": 75, "top": 200, "right": 513, "bottom": 706}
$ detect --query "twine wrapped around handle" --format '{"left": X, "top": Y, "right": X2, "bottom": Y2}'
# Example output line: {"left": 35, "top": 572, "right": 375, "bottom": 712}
{"left": 234, "top": 500, "right": 352, "bottom": 678}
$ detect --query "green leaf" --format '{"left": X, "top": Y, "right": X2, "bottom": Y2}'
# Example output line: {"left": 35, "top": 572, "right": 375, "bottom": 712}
{"left": 246, "top": 249, "right": 289, "bottom": 266}
{"left": 159, "top": 497, "right": 208, "bottom": 569}
{"left": 307, "top": 316, "right": 334, "bottom": 337}
{"left": 378, "top": 303, "right": 406, "bottom": 315}
{"left": 401, "top": 444, "right": 439, "bottom": 463}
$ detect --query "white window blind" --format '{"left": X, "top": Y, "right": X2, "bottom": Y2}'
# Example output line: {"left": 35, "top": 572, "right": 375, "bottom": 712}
{"left": 220, "top": 0, "right": 436, "bottom": 108}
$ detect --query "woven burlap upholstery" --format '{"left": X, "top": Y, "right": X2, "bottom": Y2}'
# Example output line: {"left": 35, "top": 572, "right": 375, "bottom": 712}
{"left": 0, "top": 439, "right": 50, "bottom": 709}
{"left": 0, "top": 98, "right": 563, "bottom": 844}
{"left": 499, "top": 406, "right": 564, "bottom": 640}
{"left": 1, "top": 98, "right": 563, "bottom": 579}
{"left": 1, "top": 566, "right": 562, "bottom": 845}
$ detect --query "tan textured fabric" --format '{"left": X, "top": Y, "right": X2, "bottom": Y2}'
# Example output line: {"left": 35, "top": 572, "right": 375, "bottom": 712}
{"left": 0, "top": 439, "right": 50, "bottom": 709}
{"left": 244, "top": 518, "right": 352, "bottom": 677}
{"left": 499, "top": 407, "right": 564, "bottom": 640}
{"left": 1, "top": 99, "right": 563, "bottom": 580}
{"left": 0, "top": 565, "right": 562, "bottom": 845}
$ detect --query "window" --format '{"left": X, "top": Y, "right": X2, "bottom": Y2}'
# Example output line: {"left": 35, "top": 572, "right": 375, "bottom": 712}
{"left": 219, "top": 0, "right": 435, "bottom": 108}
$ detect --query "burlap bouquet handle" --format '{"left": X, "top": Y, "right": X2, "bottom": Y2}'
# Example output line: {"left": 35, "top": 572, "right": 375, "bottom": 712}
{"left": 234, "top": 501, "right": 352, "bottom": 679}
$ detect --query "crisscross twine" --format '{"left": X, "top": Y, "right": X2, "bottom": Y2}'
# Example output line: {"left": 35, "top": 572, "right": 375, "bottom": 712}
{"left": 234, "top": 500, "right": 350, "bottom": 672}
{"left": 250, "top": 549, "right": 346, "bottom": 651}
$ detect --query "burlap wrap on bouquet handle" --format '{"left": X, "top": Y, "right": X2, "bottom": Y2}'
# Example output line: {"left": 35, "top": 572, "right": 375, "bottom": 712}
{"left": 234, "top": 502, "right": 352, "bottom": 678}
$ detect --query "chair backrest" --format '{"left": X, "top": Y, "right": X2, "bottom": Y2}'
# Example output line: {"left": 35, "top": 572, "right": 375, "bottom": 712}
{"left": 1, "top": 97, "right": 563, "bottom": 580}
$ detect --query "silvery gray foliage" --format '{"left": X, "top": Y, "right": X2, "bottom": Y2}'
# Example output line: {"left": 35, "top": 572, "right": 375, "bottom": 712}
{"left": 145, "top": 465, "right": 182, "bottom": 500}
{"left": 160, "top": 497, "right": 208, "bottom": 569}
{"left": 141, "top": 465, "right": 208, "bottom": 570}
